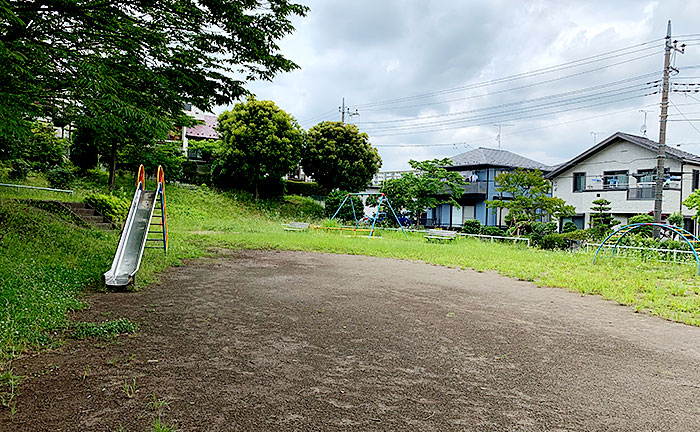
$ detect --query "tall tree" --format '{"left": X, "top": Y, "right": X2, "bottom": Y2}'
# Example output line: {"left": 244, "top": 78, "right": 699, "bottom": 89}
{"left": 375, "top": 158, "right": 465, "bottom": 227}
{"left": 302, "top": 121, "right": 381, "bottom": 192}
{"left": 486, "top": 168, "right": 574, "bottom": 236}
{"left": 1, "top": 0, "right": 308, "bottom": 187}
{"left": 214, "top": 98, "right": 304, "bottom": 199}
{"left": 589, "top": 198, "right": 617, "bottom": 238}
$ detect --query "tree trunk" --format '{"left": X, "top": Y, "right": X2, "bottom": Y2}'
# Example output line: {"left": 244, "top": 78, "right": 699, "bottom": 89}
{"left": 108, "top": 142, "right": 117, "bottom": 191}
{"left": 254, "top": 180, "right": 259, "bottom": 201}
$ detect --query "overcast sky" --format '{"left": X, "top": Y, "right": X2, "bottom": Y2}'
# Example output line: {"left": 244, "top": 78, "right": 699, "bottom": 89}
{"left": 219, "top": 0, "right": 700, "bottom": 171}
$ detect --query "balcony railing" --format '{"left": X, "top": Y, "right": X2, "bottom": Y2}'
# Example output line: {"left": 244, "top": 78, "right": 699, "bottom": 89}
{"left": 627, "top": 186, "right": 655, "bottom": 200}
{"left": 463, "top": 181, "right": 487, "bottom": 194}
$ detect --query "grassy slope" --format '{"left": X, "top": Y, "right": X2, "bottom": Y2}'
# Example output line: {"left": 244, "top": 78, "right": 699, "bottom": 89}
{"left": 1, "top": 173, "right": 700, "bottom": 363}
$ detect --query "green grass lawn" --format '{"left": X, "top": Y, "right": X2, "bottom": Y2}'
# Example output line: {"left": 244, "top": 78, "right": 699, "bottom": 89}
{"left": 2, "top": 171, "right": 700, "bottom": 366}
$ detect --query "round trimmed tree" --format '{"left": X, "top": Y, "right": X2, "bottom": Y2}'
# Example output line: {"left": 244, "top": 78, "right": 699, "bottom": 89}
{"left": 215, "top": 98, "right": 304, "bottom": 199}
{"left": 302, "top": 121, "right": 381, "bottom": 192}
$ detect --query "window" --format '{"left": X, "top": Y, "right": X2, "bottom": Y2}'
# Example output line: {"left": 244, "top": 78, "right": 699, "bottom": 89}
{"left": 693, "top": 170, "right": 699, "bottom": 191}
{"left": 636, "top": 169, "right": 655, "bottom": 185}
{"left": 603, "top": 170, "right": 628, "bottom": 189}
{"left": 573, "top": 172, "right": 586, "bottom": 192}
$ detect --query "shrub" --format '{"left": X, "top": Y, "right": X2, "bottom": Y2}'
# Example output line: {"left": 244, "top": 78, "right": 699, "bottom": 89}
{"left": 279, "top": 195, "right": 325, "bottom": 220}
{"left": 628, "top": 214, "right": 654, "bottom": 237}
{"left": 462, "top": 219, "right": 482, "bottom": 234}
{"left": 540, "top": 233, "right": 569, "bottom": 250}
{"left": 668, "top": 212, "right": 683, "bottom": 227}
{"left": 8, "top": 159, "right": 30, "bottom": 180}
{"left": 481, "top": 225, "right": 506, "bottom": 237}
{"left": 46, "top": 165, "right": 76, "bottom": 189}
{"left": 84, "top": 193, "right": 130, "bottom": 223}
{"left": 562, "top": 221, "right": 578, "bottom": 233}
{"left": 562, "top": 229, "right": 591, "bottom": 241}
{"left": 284, "top": 180, "right": 326, "bottom": 197}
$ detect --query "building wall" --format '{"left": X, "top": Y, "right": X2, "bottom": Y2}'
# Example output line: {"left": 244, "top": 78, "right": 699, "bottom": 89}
{"left": 551, "top": 140, "right": 700, "bottom": 228}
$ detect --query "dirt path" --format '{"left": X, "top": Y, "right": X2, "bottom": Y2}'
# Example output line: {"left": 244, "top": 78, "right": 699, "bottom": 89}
{"left": 4, "top": 250, "right": 700, "bottom": 431}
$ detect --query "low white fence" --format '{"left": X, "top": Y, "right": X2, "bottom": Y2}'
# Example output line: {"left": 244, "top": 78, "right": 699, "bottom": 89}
{"left": 0, "top": 183, "right": 74, "bottom": 195}
{"left": 339, "top": 225, "right": 531, "bottom": 246}
{"left": 584, "top": 242, "right": 698, "bottom": 265}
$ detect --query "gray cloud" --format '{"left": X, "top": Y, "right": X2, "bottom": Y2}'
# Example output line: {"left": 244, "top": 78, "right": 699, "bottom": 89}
{"left": 225, "top": 0, "right": 700, "bottom": 171}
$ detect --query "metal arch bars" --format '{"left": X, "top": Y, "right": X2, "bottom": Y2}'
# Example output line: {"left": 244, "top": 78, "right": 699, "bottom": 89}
{"left": 330, "top": 192, "right": 408, "bottom": 239}
{"left": 592, "top": 223, "right": 700, "bottom": 274}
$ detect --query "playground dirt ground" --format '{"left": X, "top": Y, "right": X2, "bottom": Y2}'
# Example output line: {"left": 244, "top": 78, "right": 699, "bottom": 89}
{"left": 5, "top": 250, "right": 700, "bottom": 431}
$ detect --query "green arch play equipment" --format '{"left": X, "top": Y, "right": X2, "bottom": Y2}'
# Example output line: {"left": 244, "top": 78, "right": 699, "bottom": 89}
{"left": 592, "top": 223, "right": 700, "bottom": 274}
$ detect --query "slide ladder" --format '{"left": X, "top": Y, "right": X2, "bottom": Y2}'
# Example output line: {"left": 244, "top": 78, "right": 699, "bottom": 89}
{"left": 104, "top": 165, "right": 168, "bottom": 288}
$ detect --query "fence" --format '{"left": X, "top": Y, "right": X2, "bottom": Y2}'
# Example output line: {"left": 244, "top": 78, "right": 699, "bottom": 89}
{"left": 0, "top": 183, "right": 74, "bottom": 195}
{"left": 584, "top": 242, "right": 697, "bottom": 265}
{"left": 339, "top": 225, "right": 531, "bottom": 246}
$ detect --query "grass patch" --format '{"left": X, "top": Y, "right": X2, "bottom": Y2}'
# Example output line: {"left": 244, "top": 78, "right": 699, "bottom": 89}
{"left": 70, "top": 318, "right": 139, "bottom": 340}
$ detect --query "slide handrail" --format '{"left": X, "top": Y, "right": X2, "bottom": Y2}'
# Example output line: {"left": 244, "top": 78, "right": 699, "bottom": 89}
{"left": 137, "top": 164, "right": 145, "bottom": 190}
{"left": 156, "top": 165, "right": 168, "bottom": 253}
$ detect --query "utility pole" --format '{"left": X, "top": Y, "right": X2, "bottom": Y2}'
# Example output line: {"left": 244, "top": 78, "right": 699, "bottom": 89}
{"left": 654, "top": 20, "right": 684, "bottom": 237}
{"left": 339, "top": 98, "right": 359, "bottom": 124}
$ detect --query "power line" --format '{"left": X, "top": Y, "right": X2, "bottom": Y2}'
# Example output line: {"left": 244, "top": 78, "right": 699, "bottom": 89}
{"left": 356, "top": 74, "right": 660, "bottom": 126}
{"left": 354, "top": 39, "right": 664, "bottom": 109}
{"left": 373, "top": 103, "right": 658, "bottom": 147}
{"left": 363, "top": 86, "right": 655, "bottom": 135}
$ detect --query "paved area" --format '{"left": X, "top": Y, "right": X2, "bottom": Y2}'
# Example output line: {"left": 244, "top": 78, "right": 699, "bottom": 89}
{"left": 4, "top": 250, "right": 700, "bottom": 431}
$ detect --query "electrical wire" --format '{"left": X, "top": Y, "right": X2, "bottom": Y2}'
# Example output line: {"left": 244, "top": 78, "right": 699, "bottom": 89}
{"left": 364, "top": 87, "right": 654, "bottom": 135}
{"left": 354, "top": 39, "right": 664, "bottom": 109}
{"left": 357, "top": 74, "right": 660, "bottom": 126}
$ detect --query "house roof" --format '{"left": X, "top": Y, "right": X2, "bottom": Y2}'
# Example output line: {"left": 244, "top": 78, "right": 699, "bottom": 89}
{"left": 546, "top": 132, "right": 700, "bottom": 178}
{"left": 449, "top": 147, "right": 552, "bottom": 171}
{"left": 186, "top": 115, "right": 219, "bottom": 140}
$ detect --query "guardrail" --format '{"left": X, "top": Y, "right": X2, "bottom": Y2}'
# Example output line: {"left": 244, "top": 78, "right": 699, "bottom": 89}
{"left": 0, "top": 183, "right": 74, "bottom": 194}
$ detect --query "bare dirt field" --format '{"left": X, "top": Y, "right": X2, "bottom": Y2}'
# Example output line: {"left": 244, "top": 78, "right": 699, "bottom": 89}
{"left": 4, "top": 250, "right": 700, "bottom": 431}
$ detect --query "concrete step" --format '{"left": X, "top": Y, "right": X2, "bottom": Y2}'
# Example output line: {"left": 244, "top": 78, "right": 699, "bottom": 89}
{"left": 94, "top": 222, "right": 113, "bottom": 230}
{"left": 82, "top": 215, "right": 105, "bottom": 223}
{"left": 74, "top": 208, "right": 96, "bottom": 216}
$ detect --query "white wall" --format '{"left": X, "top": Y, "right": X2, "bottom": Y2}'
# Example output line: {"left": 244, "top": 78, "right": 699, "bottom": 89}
{"left": 552, "top": 140, "right": 699, "bottom": 226}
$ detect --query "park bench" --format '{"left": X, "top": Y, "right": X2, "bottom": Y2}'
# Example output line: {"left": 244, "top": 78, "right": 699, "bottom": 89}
{"left": 283, "top": 222, "right": 310, "bottom": 231}
{"left": 424, "top": 229, "right": 457, "bottom": 242}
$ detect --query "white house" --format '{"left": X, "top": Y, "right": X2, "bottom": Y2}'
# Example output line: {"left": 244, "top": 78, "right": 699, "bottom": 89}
{"left": 547, "top": 132, "right": 700, "bottom": 234}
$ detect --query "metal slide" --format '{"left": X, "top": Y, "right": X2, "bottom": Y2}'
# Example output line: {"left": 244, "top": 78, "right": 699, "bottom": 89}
{"left": 103, "top": 188, "right": 157, "bottom": 287}
{"left": 104, "top": 165, "right": 167, "bottom": 288}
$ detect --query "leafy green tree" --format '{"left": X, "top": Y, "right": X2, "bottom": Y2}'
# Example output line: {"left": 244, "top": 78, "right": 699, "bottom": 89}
{"left": 374, "top": 158, "right": 465, "bottom": 227}
{"left": 684, "top": 190, "right": 700, "bottom": 221}
{"left": 2, "top": 0, "right": 308, "bottom": 186}
{"left": 7, "top": 122, "right": 66, "bottom": 171}
{"left": 214, "top": 98, "right": 304, "bottom": 199}
{"left": 486, "top": 168, "right": 575, "bottom": 236}
{"left": 589, "top": 198, "right": 617, "bottom": 239}
{"left": 302, "top": 121, "right": 381, "bottom": 192}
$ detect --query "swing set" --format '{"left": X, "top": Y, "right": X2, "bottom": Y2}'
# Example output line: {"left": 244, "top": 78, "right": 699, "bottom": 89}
{"left": 327, "top": 192, "right": 408, "bottom": 239}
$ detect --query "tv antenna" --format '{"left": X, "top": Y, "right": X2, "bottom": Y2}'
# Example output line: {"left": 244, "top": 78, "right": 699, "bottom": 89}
{"left": 493, "top": 124, "right": 512, "bottom": 149}
{"left": 639, "top": 109, "right": 652, "bottom": 137}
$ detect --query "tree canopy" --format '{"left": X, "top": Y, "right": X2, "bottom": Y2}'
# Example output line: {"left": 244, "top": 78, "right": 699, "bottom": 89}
{"left": 375, "top": 158, "right": 465, "bottom": 227}
{"left": 302, "top": 121, "right": 381, "bottom": 192}
{"left": 1, "top": 0, "right": 308, "bottom": 185}
{"left": 213, "top": 97, "right": 304, "bottom": 199}
{"left": 486, "top": 168, "right": 574, "bottom": 235}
